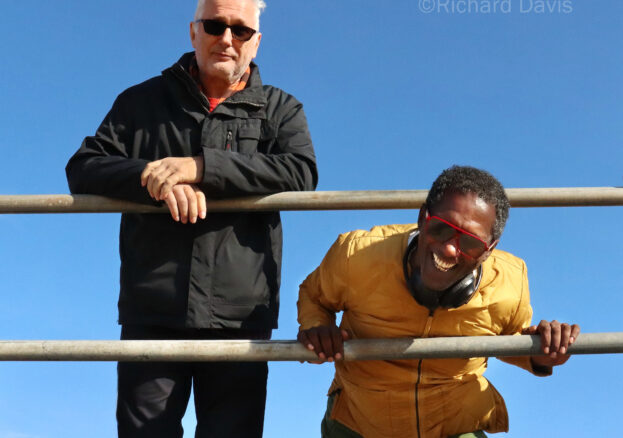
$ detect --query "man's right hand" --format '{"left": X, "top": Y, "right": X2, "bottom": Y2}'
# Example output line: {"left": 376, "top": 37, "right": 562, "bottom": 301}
{"left": 297, "top": 325, "right": 350, "bottom": 363}
{"left": 141, "top": 156, "right": 204, "bottom": 201}
{"left": 163, "top": 184, "right": 207, "bottom": 224}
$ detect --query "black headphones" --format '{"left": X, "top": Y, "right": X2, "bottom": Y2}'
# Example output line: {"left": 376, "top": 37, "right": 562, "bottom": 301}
{"left": 403, "top": 231, "right": 482, "bottom": 313}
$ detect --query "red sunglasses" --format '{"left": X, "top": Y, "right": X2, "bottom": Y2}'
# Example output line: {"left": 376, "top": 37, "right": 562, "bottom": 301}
{"left": 424, "top": 212, "right": 496, "bottom": 259}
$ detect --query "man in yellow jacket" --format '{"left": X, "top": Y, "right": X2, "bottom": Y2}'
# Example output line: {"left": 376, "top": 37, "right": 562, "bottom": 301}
{"left": 297, "top": 165, "right": 579, "bottom": 438}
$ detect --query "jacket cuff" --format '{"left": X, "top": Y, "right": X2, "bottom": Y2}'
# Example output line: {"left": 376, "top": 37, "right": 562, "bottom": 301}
{"left": 201, "top": 147, "right": 224, "bottom": 192}
{"left": 298, "top": 319, "right": 336, "bottom": 331}
{"left": 529, "top": 357, "right": 554, "bottom": 377}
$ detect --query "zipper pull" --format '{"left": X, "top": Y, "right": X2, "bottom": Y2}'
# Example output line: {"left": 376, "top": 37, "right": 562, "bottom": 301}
{"left": 226, "top": 130, "right": 232, "bottom": 150}
{"left": 422, "top": 310, "right": 435, "bottom": 338}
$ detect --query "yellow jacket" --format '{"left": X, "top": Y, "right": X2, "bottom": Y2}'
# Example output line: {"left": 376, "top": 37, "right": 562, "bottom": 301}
{"left": 298, "top": 224, "right": 549, "bottom": 438}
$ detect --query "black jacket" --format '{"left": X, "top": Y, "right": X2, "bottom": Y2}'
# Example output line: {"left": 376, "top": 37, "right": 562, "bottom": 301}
{"left": 66, "top": 52, "right": 318, "bottom": 330}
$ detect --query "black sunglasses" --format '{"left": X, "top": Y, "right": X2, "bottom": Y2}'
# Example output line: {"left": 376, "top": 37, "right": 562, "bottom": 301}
{"left": 195, "top": 19, "right": 257, "bottom": 42}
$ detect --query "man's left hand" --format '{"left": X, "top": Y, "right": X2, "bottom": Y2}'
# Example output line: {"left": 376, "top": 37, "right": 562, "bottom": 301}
{"left": 163, "top": 184, "right": 207, "bottom": 223}
{"left": 141, "top": 157, "right": 204, "bottom": 200}
{"left": 524, "top": 319, "right": 580, "bottom": 368}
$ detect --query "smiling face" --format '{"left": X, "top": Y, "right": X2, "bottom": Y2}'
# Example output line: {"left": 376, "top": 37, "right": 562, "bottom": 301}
{"left": 412, "top": 191, "right": 497, "bottom": 291}
{"left": 190, "top": 0, "right": 262, "bottom": 94}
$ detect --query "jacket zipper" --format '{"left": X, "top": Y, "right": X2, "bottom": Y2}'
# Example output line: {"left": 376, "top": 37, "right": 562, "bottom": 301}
{"left": 226, "top": 130, "right": 232, "bottom": 150}
{"left": 229, "top": 99, "right": 263, "bottom": 108}
{"left": 415, "top": 309, "right": 435, "bottom": 438}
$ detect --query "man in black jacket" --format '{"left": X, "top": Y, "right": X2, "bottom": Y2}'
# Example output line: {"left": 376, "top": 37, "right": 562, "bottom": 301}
{"left": 66, "top": 0, "right": 317, "bottom": 437}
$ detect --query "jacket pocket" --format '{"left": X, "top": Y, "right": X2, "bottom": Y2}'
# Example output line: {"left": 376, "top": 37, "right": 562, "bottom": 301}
{"left": 441, "top": 377, "right": 509, "bottom": 435}
{"left": 338, "top": 379, "right": 394, "bottom": 437}
{"left": 236, "top": 125, "right": 261, "bottom": 153}
{"left": 211, "top": 215, "right": 274, "bottom": 307}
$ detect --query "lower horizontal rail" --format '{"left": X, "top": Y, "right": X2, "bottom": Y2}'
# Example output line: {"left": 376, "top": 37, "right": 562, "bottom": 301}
{"left": 0, "top": 333, "right": 621, "bottom": 362}
{"left": 2, "top": 187, "right": 623, "bottom": 214}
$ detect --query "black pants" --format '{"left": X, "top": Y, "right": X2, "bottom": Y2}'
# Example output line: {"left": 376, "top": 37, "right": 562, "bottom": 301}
{"left": 117, "top": 325, "right": 270, "bottom": 438}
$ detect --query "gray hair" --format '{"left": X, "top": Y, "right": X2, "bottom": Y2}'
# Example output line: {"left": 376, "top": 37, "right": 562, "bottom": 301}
{"left": 425, "top": 165, "right": 510, "bottom": 241}
{"left": 194, "top": 0, "right": 266, "bottom": 25}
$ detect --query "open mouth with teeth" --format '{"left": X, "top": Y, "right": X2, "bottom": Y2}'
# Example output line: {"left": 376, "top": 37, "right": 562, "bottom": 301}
{"left": 432, "top": 253, "right": 457, "bottom": 272}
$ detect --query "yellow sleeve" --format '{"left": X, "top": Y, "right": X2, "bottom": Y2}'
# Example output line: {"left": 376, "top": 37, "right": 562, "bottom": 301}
{"left": 497, "top": 260, "right": 552, "bottom": 376}
{"left": 297, "top": 233, "right": 352, "bottom": 330}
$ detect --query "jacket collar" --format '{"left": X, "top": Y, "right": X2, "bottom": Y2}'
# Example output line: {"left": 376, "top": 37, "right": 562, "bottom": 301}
{"left": 165, "top": 51, "right": 267, "bottom": 119}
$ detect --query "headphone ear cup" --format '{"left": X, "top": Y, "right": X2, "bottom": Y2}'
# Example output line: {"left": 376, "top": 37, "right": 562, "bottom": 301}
{"left": 438, "top": 272, "right": 477, "bottom": 308}
{"left": 403, "top": 233, "right": 439, "bottom": 312}
{"left": 408, "top": 269, "right": 440, "bottom": 312}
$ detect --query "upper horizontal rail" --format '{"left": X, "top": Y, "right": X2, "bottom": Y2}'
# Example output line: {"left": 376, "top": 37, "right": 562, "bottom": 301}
{"left": 0, "top": 333, "right": 621, "bottom": 362}
{"left": 1, "top": 187, "right": 623, "bottom": 213}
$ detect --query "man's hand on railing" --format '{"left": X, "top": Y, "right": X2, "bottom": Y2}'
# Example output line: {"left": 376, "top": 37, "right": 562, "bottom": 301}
{"left": 524, "top": 319, "right": 581, "bottom": 368}
{"left": 297, "top": 325, "right": 351, "bottom": 363}
{"left": 163, "top": 184, "right": 207, "bottom": 223}
{"left": 141, "top": 156, "right": 204, "bottom": 201}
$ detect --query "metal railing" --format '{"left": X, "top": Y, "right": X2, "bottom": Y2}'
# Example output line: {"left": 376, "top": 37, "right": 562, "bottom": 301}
{"left": 2, "top": 187, "right": 623, "bottom": 214}
{"left": 1, "top": 187, "right": 622, "bottom": 361}
{"left": 0, "top": 333, "right": 621, "bottom": 362}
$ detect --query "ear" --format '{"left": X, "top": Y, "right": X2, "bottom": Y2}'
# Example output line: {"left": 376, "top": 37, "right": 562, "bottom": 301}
{"left": 417, "top": 204, "right": 427, "bottom": 228}
{"left": 488, "top": 239, "right": 499, "bottom": 251}
{"left": 477, "top": 239, "right": 498, "bottom": 263}
{"left": 190, "top": 21, "right": 198, "bottom": 49}
{"left": 251, "top": 32, "right": 262, "bottom": 59}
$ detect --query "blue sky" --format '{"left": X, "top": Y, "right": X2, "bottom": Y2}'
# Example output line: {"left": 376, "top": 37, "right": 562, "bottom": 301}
{"left": 1, "top": 1, "right": 622, "bottom": 436}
